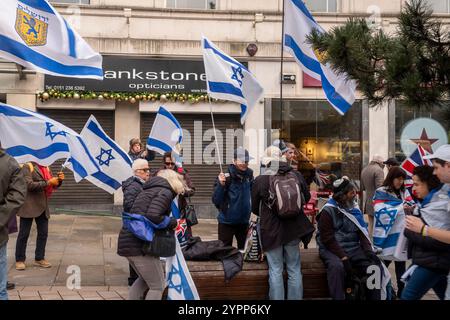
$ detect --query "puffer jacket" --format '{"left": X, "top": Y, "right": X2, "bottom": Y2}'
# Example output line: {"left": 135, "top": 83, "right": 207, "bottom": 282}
{"left": 117, "top": 177, "right": 178, "bottom": 257}
{"left": 212, "top": 164, "right": 253, "bottom": 225}
{"left": 122, "top": 176, "right": 145, "bottom": 212}
{"left": 0, "top": 148, "right": 27, "bottom": 247}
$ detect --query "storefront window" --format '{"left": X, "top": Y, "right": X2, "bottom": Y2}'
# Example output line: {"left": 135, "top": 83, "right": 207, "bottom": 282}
{"left": 304, "top": 0, "right": 338, "bottom": 13}
{"left": 422, "top": 0, "right": 450, "bottom": 13}
{"left": 166, "top": 0, "right": 217, "bottom": 9}
{"left": 272, "top": 99, "right": 363, "bottom": 189}
{"left": 395, "top": 102, "right": 450, "bottom": 161}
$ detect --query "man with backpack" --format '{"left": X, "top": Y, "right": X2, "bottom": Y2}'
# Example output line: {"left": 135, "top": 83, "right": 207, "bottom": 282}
{"left": 251, "top": 151, "right": 314, "bottom": 300}
{"left": 212, "top": 147, "right": 253, "bottom": 250}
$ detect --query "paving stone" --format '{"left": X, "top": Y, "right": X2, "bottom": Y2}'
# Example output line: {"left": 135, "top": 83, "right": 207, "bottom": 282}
{"left": 40, "top": 295, "right": 62, "bottom": 300}
{"left": 98, "top": 291, "right": 121, "bottom": 299}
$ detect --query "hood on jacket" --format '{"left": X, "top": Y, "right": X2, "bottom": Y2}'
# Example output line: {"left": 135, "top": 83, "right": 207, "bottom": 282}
{"left": 263, "top": 160, "right": 292, "bottom": 174}
{"left": 228, "top": 164, "right": 253, "bottom": 179}
{"left": 143, "top": 176, "right": 174, "bottom": 192}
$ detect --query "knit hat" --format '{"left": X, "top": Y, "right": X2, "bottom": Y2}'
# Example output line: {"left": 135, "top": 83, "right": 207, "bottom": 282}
{"left": 332, "top": 178, "right": 351, "bottom": 194}
{"left": 129, "top": 138, "right": 141, "bottom": 147}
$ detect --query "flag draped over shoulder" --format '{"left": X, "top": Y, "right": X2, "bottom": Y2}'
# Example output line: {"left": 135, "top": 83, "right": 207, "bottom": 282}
{"left": 373, "top": 188, "right": 413, "bottom": 261}
{"left": 401, "top": 145, "right": 432, "bottom": 187}
{"left": 283, "top": 0, "right": 357, "bottom": 115}
{"left": 147, "top": 106, "right": 183, "bottom": 156}
{"left": 0, "top": 0, "right": 103, "bottom": 79}
{"left": 73, "top": 115, "right": 133, "bottom": 194}
{"left": 202, "top": 36, "right": 264, "bottom": 124}
{"left": 0, "top": 102, "right": 100, "bottom": 181}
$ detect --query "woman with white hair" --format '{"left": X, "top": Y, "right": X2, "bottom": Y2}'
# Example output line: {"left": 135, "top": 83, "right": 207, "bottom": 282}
{"left": 117, "top": 169, "right": 188, "bottom": 300}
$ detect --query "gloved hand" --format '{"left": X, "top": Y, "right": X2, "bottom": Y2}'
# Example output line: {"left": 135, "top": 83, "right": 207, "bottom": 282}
{"left": 57, "top": 172, "right": 65, "bottom": 181}
{"left": 47, "top": 177, "right": 60, "bottom": 187}
{"left": 168, "top": 218, "right": 178, "bottom": 230}
{"left": 342, "top": 258, "right": 353, "bottom": 276}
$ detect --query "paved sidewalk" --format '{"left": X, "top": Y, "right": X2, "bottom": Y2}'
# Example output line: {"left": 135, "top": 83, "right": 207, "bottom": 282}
{"left": 6, "top": 214, "right": 438, "bottom": 300}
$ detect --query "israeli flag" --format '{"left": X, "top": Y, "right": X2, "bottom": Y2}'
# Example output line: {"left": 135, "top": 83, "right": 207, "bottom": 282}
{"left": 0, "top": 102, "right": 100, "bottom": 181}
{"left": 75, "top": 115, "right": 133, "bottom": 194}
{"left": 147, "top": 106, "right": 183, "bottom": 156}
{"left": 202, "top": 36, "right": 264, "bottom": 124}
{"left": 0, "top": 0, "right": 103, "bottom": 79}
{"left": 284, "top": 0, "right": 357, "bottom": 115}
{"left": 165, "top": 237, "right": 200, "bottom": 300}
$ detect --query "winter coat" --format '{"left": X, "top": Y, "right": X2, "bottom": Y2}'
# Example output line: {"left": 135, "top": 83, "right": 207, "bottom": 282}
{"left": 117, "top": 176, "right": 178, "bottom": 257}
{"left": 16, "top": 163, "right": 61, "bottom": 219}
{"left": 0, "top": 149, "right": 26, "bottom": 247}
{"left": 128, "top": 149, "right": 156, "bottom": 162}
{"left": 122, "top": 176, "right": 145, "bottom": 212}
{"left": 251, "top": 161, "right": 315, "bottom": 252}
{"left": 361, "top": 162, "right": 385, "bottom": 216}
{"left": 212, "top": 164, "right": 253, "bottom": 225}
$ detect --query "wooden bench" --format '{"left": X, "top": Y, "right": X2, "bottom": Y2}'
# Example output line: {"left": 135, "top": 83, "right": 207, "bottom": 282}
{"left": 164, "top": 248, "right": 330, "bottom": 300}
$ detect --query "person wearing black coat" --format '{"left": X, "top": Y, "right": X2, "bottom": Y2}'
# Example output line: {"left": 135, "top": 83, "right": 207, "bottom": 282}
{"left": 251, "top": 159, "right": 315, "bottom": 300}
{"left": 118, "top": 169, "right": 184, "bottom": 300}
{"left": 122, "top": 159, "right": 151, "bottom": 286}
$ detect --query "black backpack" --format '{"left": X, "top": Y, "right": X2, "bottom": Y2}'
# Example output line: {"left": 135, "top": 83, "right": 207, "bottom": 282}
{"left": 267, "top": 171, "right": 303, "bottom": 219}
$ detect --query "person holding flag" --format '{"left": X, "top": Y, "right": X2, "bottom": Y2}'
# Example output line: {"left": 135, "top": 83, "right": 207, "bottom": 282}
{"left": 14, "top": 162, "right": 65, "bottom": 270}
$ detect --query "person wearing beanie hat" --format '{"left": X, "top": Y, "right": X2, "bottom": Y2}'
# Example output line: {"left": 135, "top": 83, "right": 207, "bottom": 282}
{"left": 315, "top": 177, "right": 382, "bottom": 300}
{"left": 361, "top": 155, "right": 386, "bottom": 238}
{"left": 128, "top": 138, "right": 156, "bottom": 162}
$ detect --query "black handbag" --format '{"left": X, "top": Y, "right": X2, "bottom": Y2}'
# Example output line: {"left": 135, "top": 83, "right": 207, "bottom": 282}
{"left": 144, "top": 229, "right": 176, "bottom": 257}
{"left": 183, "top": 197, "right": 198, "bottom": 227}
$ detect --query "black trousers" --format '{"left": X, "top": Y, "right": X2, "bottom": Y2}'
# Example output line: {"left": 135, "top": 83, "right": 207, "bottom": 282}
{"left": 383, "top": 260, "right": 406, "bottom": 297}
{"left": 128, "top": 264, "right": 138, "bottom": 286}
{"left": 218, "top": 223, "right": 248, "bottom": 250}
{"left": 15, "top": 212, "right": 48, "bottom": 262}
{"left": 319, "top": 247, "right": 382, "bottom": 300}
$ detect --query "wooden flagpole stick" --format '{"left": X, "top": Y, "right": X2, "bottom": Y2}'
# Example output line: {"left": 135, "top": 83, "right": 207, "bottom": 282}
{"left": 208, "top": 96, "right": 224, "bottom": 173}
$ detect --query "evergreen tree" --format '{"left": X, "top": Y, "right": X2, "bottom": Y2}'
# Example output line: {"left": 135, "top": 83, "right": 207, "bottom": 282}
{"left": 307, "top": 0, "right": 450, "bottom": 110}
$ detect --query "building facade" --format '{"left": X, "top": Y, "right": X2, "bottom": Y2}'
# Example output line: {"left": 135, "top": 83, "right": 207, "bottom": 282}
{"left": 1, "top": 0, "right": 449, "bottom": 216}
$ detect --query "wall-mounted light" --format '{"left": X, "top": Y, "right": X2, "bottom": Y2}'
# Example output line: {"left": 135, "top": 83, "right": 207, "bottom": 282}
{"left": 246, "top": 43, "right": 258, "bottom": 57}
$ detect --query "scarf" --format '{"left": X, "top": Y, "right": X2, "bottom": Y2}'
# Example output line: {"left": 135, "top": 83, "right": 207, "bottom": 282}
{"left": 37, "top": 164, "right": 54, "bottom": 198}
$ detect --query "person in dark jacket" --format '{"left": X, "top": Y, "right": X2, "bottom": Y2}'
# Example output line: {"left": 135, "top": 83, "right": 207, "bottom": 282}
{"left": 316, "top": 178, "right": 382, "bottom": 300}
{"left": 0, "top": 147, "right": 26, "bottom": 300}
{"left": 117, "top": 169, "right": 186, "bottom": 300}
{"left": 401, "top": 166, "right": 450, "bottom": 300}
{"left": 128, "top": 138, "right": 156, "bottom": 162}
{"left": 251, "top": 156, "right": 314, "bottom": 300}
{"left": 122, "top": 159, "right": 150, "bottom": 286}
{"left": 212, "top": 147, "right": 253, "bottom": 250}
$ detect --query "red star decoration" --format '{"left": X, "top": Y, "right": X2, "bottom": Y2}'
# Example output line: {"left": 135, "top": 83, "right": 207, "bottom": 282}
{"left": 410, "top": 128, "right": 438, "bottom": 153}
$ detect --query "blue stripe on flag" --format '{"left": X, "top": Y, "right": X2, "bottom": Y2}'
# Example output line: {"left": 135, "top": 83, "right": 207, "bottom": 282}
{"left": 291, "top": 0, "right": 318, "bottom": 25}
{"left": 91, "top": 171, "right": 122, "bottom": 190}
{"left": 284, "top": 35, "right": 352, "bottom": 114}
{"left": 176, "top": 258, "right": 195, "bottom": 300}
{"left": 203, "top": 38, "right": 247, "bottom": 71}
{"left": 68, "top": 157, "right": 88, "bottom": 179}
{"left": 158, "top": 107, "right": 183, "bottom": 143}
{"left": 0, "top": 35, "right": 103, "bottom": 77}
{"left": 19, "top": 0, "right": 55, "bottom": 14}
{"left": 147, "top": 138, "right": 172, "bottom": 153}
{"left": 64, "top": 19, "right": 77, "bottom": 58}
{"left": 171, "top": 201, "right": 181, "bottom": 219}
{"left": 0, "top": 104, "right": 33, "bottom": 117}
{"left": 208, "top": 81, "right": 244, "bottom": 98}
{"left": 76, "top": 136, "right": 101, "bottom": 172}
{"left": 373, "top": 233, "right": 400, "bottom": 249}
{"left": 6, "top": 143, "right": 69, "bottom": 159}
{"left": 240, "top": 104, "right": 247, "bottom": 120}
{"left": 86, "top": 121, "right": 132, "bottom": 166}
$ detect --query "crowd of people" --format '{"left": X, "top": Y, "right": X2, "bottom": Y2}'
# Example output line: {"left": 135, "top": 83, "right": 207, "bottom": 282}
{"left": 1, "top": 137, "right": 449, "bottom": 301}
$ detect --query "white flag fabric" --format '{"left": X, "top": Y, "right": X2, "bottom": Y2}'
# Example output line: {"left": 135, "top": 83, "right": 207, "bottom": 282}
{"left": 76, "top": 115, "right": 133, "bottom": 194}
{"left": 284, "top": 0, "right": 357, "bottom": 115}
{"left": 0, "top": 102, "right": 100, "bottom": 181}
{"left": 0, "top": 0, "right": 103, "bottom": 79}
{"left": 202, "top": 36, "right": 264, "bottom": 124}
{"left": 165, "top": 237, "right": 200, "bottom": 300}
{"left": 147, "top": 106, "right": 183, "bottom": 156}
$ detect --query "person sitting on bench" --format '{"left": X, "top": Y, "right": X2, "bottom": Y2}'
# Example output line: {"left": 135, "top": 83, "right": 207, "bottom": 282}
{"left": 316, "top": 178, "right": 382, "bottom": 300}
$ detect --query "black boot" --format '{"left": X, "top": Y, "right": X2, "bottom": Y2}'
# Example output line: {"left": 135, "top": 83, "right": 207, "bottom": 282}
{"left": 7, "top": 282, "right": 15, "bottom": 290}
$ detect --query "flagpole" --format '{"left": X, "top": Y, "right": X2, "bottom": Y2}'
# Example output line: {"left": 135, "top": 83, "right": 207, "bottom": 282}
{"left": 279, "top": 0, "right": 285, "bottom": 138}
{"left": 208, "top": 96, "right": 224, "bottom": 173}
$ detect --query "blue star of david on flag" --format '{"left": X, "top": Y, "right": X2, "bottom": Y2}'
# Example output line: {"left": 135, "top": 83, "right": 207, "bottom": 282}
{"left": 167, "top": 263, "right": 183, "bottom": 294}
{"left": 96, "top": 148, "right": 115, "bottom": 167}
{"left": 375, "top": 208, "right": 397, "bottom": 233}
{"left": 231, "top": 66, "right": 244, "bottom": 87}
{"left": 45, "top": 122, "right": 67, "bottom": 141}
